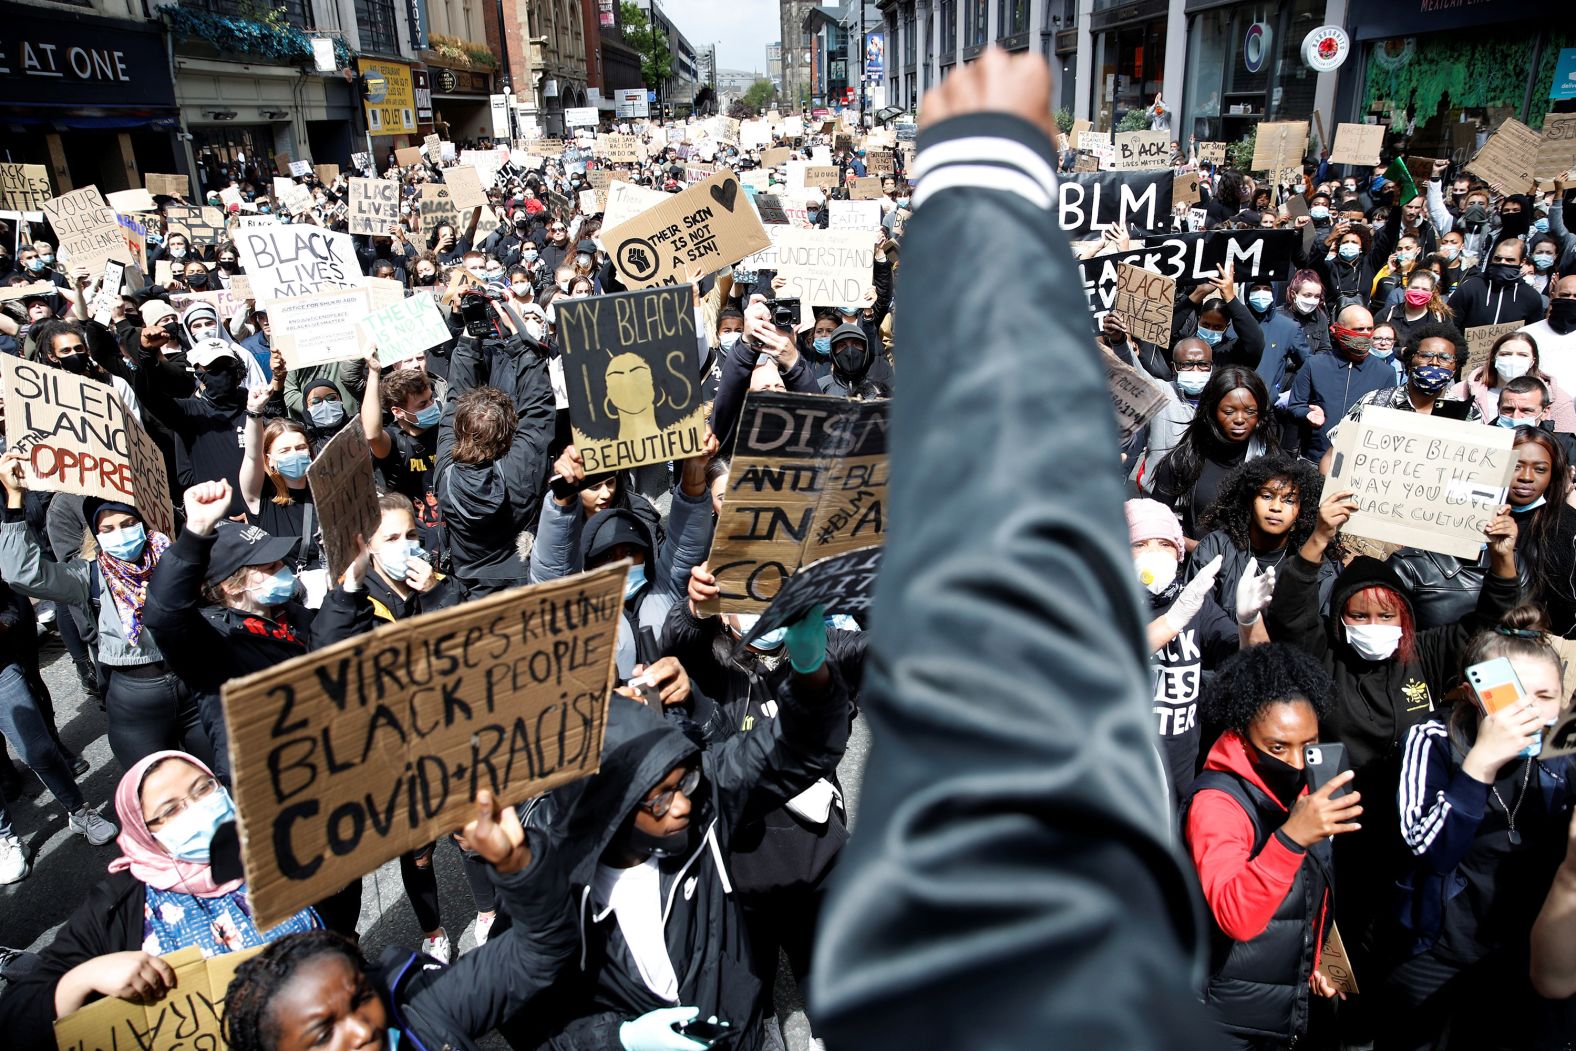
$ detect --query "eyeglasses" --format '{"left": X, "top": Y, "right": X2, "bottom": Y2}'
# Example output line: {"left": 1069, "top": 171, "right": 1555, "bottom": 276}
{"left": 146, "top": 776, "right": 220, "bottom": 830}
{"left": 1175, "top": 362, "right": 1213, "bottom": 372}
{"left": 640, "top": 767, "right": 701, "bottom": 819}
{"left": 1371, "top": 337, "right": 1397, "bottom": 346}
{"left": 1413, "top": 352, "right": 1455, "bottom": 366}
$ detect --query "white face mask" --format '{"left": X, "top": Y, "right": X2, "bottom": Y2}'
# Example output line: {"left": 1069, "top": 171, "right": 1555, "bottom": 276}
{"left": 718, "top": 332, "right": 742, "bottom": 350}
{"left": 1295, "top": 295, "right": 1321, "bottom": 315}
{"left": 1494, "top": 355, "right": 1533, "bottom": 382}
{"left": 1345, "top": 622, "right": 1402, "bottom": 661}
{"left": 1134, "top": 550, "right": 1178, "bottom": 595}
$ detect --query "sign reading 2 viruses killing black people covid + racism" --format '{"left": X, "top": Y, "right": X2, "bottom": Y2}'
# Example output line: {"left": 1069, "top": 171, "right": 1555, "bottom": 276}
{"left": 553, "top": 286, "right": 706, "bottom": 472}
{"left": 703, "top": 392, "right": 888, "bottom": 614}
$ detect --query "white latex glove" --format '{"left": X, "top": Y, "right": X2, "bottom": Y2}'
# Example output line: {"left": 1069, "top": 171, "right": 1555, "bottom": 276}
{"left": 1165, "top": 554, "right": 1222, "bottom": 633}
{"left": 1235, "top": 562, "right": 1277, "bottom": 626}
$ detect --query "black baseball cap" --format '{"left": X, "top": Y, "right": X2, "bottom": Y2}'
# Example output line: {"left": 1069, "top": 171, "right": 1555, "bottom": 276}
{"left": 205, "top": 521, "right": 298, "bottom": 585}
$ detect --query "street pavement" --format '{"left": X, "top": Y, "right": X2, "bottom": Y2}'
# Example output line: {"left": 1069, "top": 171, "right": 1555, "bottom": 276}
{"left": 0, "top": 628, "right": 869, "bottom": 1050}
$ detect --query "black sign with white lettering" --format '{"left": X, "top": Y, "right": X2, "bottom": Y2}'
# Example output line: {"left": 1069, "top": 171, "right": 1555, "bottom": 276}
{"left": 0, "top": 8, "right": 175, "bottom": 111}
{"left": 1079, "top": 230, "right": 1298, "bottom": 317}
{"left": 1058, "top": 170, "right": 1175, "bottom": 237}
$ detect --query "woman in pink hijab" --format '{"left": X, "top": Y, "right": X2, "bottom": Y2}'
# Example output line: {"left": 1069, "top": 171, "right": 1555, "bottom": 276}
{"left": 0, "top": 751, "right": 317, "bottom": 1046}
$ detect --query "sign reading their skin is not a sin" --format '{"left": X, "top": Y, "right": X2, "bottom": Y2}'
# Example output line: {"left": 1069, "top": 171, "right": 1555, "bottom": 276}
{"left": 602, "top": 169, "right": 770, "bottom": 289}
{"left": 223, "top": 563, "right": 627, "bottom": 930}
{"left": 703, "top": 391, "right": 888, "bottom": 614}
{"left": 553, "top": 285, "right": 706, "bottom": 473}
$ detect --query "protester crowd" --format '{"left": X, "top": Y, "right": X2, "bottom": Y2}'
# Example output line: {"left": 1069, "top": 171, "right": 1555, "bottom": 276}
{"left": 0, "top": 45, "right": 1573, "bottom": 1051}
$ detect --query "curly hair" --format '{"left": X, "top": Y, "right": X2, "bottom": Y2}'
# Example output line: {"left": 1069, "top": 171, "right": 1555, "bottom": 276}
{"left": 223, "top": 930, "right": 368, "bottom": 1051}
{"left": 450, "top": 386, "right": 516, "bottom": 464}
{"left": 1403, "top": 319, "right": 1469, "bottom": 371}
{"left": 1201, "top": 642, "right": 1334, "bottom": 737}
{"left": 1196, "top": 453, "right": 1323, "bottom": 552}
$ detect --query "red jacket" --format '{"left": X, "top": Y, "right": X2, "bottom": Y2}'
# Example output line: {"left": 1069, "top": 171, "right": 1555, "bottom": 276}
{"left": 1185, "top": 731, "right": 1328, "bottom": 968}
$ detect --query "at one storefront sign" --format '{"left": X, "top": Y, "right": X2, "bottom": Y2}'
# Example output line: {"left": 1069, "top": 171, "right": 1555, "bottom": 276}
{"left": 0, "top": 8, "right": 175, "bottom": 112}
{"left": 359, "top": 58, "right": 415, "bottom": 136}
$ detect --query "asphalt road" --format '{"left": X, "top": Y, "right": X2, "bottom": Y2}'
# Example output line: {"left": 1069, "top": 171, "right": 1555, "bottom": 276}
{"left": 0, "top": 628, "right": 870, "bottom": 1050}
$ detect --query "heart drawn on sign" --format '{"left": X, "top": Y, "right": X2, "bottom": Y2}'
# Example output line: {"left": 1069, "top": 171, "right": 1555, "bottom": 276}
{"left": 709, "top": 178, "right": 738, "bottom": 213}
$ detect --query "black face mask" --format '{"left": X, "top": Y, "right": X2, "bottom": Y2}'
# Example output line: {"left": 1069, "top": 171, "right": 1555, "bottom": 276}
{"left": 187, "top": 272, "right": 210, "bottom": 289}
{"left": 200, "top": 366, "right": 242, "bottom": 403}
{"left": 55, "top": 352, "right": 90, "bottom": 374}
{"left": 1550, "top": 299, "right": 1576, "bottom": 335}
{"left": 1499, "top": 211, "right": 1530, "bottom": 238}
{"left": 1461, "top": 204, "right": 1491, "bottom": 226}
{"left": 414, "top": 271, "right": 438, "bottom": 286}
{"left": 1250, "top": 745, "right": 1307, "bottom": 808}
{"left": 832, "top": 342, "right": 872, "bottom": 380}
{"left": 622, "top": 820, "right": 695, "bottom": 860}
{"left": 1486, "top": 263, "right": 1522, "bottom": 285}
{"left": 217, "top": 260, "right": 237, "bottom": 273}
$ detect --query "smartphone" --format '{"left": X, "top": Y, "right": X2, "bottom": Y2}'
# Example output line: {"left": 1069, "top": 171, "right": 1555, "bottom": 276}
{"left": 1304, "top": 743, "right": 1350, "bottom": 799}
{"left": 1467, "top": 657, "right": 1542, "bottom": 757}
{"left": 547, "top": 473, "right": 587, "bottom": 501}
{"left": 673, "top": 1019, "right": 734, "bottom": 1047}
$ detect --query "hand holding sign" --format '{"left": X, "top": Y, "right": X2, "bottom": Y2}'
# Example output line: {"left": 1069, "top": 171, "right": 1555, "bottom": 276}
{"left": 456, "top": 790, "right": 532, "bottom": 874}
{"left": 66, "top": 950, "right": 178, "bottom": 1009}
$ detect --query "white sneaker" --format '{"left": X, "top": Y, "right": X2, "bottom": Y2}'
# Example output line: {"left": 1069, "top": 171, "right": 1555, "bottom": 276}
{"left": 421, "top": 929, "right": 451, "bottom": 964}
{"left": 473, "top": 912, "right": 496, "bottom": 948}
{"left": 0, "top": 836, "right": 28, "bottom": 884}
{"left": 68, "top": 807, "right": 118, "bottom": 846}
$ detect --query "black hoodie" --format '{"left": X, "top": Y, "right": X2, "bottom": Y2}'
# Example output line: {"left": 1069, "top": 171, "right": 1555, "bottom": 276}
{"left": 520, "top": 679, "right": 851, "bottom": 1050}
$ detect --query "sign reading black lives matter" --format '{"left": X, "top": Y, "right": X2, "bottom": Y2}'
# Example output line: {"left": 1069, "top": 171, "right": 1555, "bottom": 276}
{"left": 1080, "top": 230, "right": 1297, "bottom": 317}
{"left": 601, "top": 169, "right": 770, "bottom": 289}
{"left": 738, "top": 546, "right": 882, "bottom": 652}
{"left": 223, "top": 563, "right": 627, "bottom": 929}
{"left": 553, "top": 286, "right": 706, "bottom": 473}
{"left": 704, "top": 392, "right": 888, "bottom": 614}
{"left": 235, "top": 226, "right": 361, "bottom": 301}
{"left": 1328, "top": 406, "right": 1515, "bottom": 559}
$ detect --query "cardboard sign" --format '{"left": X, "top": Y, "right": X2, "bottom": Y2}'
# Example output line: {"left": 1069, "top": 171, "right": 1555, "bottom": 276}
{"left": 163, "top": 204, "right": 227, "bottom": 245}
{"left": 867, "top": 149, "right": 895, "bottom": 176}
{"left": 704, "top": 392, "right": 888, "bottom": 613}
{"left": 1, "top": 357, "right": 135, "bottom": 502}
{"left": 394, "top": 145, "right": 423, "bottom": 167}
{"left": 54, "top": 944, "right": 263, "bottom": 1051}
{"left": 0, "top": 280, "right": 57, "bottom": 302}
{"left": 603, "top": 170, "right": 769, "bottom": 289}
{"left": 828, "top": 200, "right": 883, "bottom": 231}
{"left": 600, "top": 134, "right": 642, "bottom": 165}
{"left": 1114, "top": 263, "right": 1176, "bottom": 346}
{"left": 125, "top": 411, "right": 176, "bottom": 540}
{"left": 314, "top": 163, "right": 340, "bottom": 186}
{"left": 761, "top": 147, "right": 791, "bottom": 168}
{"left": 288, "top": 160, "right": 312, "bottom": 178}
{"left": 1251, "top": 121, "right": 1308, "bottom": 173}
{"left": 222, "top": 564, "right": 624, "bottom": 929}
{"left": 0, "top": 162, "right": 51, "bottom": 211}
{"left": 348, "top": 177, "right": 401, "bottom": 236}
{"left": 752, "top": 193, "right": 789, "bottom": 226}
{"left": 601, "top": 181, "right": 673, "bottom": 231}
{"left": 44, "top": 186, "right": 131, "bottom": 272}
{"left": 579, "top": 188, "right": 600, "bottom": 215}
{"left": 1172, "top": 171, "right": 1202, "bottom": 206}
{"left": 1101, "top": 345, "right": 1168, "bottom": 441}
{"left": 554, "top": 286, "right": 706, "bottom": 473}
{"left": 360, "top": 291, "right": 453, "bottom": 365}
{"left": 273, "top": 177, "right": 313, "bottom": 215}
{"left": 1329, "top": 123, "right": 1385, "bottom": 166}
{"left": 268, "top": 287, "right": 370, "bottom": 368}
{"left": 1112, "top": 130, "right": 1170, "bottom": 171}
{"left": 1058, "top": 170, "right": 1174, "bottom": 236}
{"left": 1316, "top": 922, "right": 1360, "bottom": 996}
{"left": 418, "top": 183, "right": 461, "bottom": 234}
{"left": 105, "top": 188, "right": 157, "bottom": 213}
{"left": 1468, "top": 118, "right": 1539, "bottom": 196}
{"left": 1327, "top": 406, "right": 1515, "bottom": 559}
{"left": 849, "top": 176, "right": 884, "bottom": 201}
{"left": 424, "top": 133, "right": 442, "bottom": 158}
{"left": 774, "top": 228, "right": 874, "bottom": 307}
{"left": 1464, "top": 320, "right": 1525, "bottom": 376}
{"left": 236, "top": 226, "right": 360, "bottom": 301}
{"left": 1198, "top": 141, "right": 1228, "bottom": 166}
{"left": 738, "top": 545, "right": 882, "bottom": 651}
{"left": 803, "top": 165, "right": 840, "bottom": 190}
{"left": 1535, "top": 112, "right": 1576, "bottom": 184}
{"left": 444, "top": 166, "right": 488, "bottom": 211}
{"left": 306, "top": 422, "right": 380, "bottom": 582}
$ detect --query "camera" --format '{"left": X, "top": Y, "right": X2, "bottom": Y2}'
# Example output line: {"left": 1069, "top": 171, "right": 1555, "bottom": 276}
{"left": 458, "top": 290, "right": 495, "bottom": 338}
{"left": 765, "top": 297, "right": 800, "bottom": 330}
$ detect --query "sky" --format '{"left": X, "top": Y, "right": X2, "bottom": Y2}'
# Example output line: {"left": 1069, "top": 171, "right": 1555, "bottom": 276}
{"left": 656, "top": 0, "right": 777, "bottom": 74}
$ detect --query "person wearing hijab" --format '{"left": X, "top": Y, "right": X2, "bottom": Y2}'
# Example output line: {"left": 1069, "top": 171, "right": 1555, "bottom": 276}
{"left": 0, "top": 751, "right": 318, "bottom": 1047}
{"left": 0, "top": 456, "right": 211, "bottom": 770}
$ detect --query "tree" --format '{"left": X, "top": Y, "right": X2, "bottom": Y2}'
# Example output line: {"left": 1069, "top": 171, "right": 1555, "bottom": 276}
{"left": 741, "top": 78, "right": 776, "bottom": 115}
{"left": 620, "top": 2, "right": 672, "bottom": 93}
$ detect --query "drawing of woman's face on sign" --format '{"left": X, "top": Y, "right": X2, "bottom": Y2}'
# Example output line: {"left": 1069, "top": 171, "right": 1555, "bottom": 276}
{"left": 604, "top": 351, "right": 663, "bottom": 441}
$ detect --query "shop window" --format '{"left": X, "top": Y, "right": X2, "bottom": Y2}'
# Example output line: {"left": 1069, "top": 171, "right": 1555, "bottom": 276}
{"left": 939, "top": 0, "right": 957, "bottom": 58}
{"left": 965, "top": 0, "right": 988, "bottom": 48}
{"left": 355, "top": 0, "right": 401, "bottom": 54}
{"left": 903, "top": 9, "right": 917, "bottom": 70}
{"left": 999, "top": 0, "right": 1029, "bottom": 37}
{"left": 1091, "top": 18, "right": 1166, "bottom": 132}
{"left": 1181, "top": 0, "right": 1322, "bottom": 144}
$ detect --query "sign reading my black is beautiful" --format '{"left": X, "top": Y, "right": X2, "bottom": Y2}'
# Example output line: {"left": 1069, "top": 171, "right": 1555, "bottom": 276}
{"left": 1079, "top": 230, "right": 1298, "bottom": 317}
{"left": 553, "top": 286, "right": 705, "bottom": 473}
{"left": 223, "top": 563, "right": 626, "bottom": 929}
{"left": 704, "top": 392, "right": 888, "bottom": 614}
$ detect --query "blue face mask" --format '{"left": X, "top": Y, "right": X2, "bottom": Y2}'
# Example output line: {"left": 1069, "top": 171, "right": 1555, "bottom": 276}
{"left": 100, "top": 523, "right": 147, "bottom": 563}
{"left": 1534, "top": 218, "right": 1550, "bottom": 234}
{"left": 412, "top": 401, "right": 442, "bottom": 430}
{"left": 1533, "top": 254, "right": 1556, "bottom": 271}
{"left": 152, "top": 785, "right": 236, "bottom": 862}
{"left": 1247, "top": 291, "right": 1275, "bottom": 312}
{"left": 25, "top": 257, "right": 44, "bottom": 273}
{"left": 1409, "top": 364, "right": 1455, "bottom": 396}
{"left": 1196, "top": 326, "right": 1225, "bottom": 346}
{"left": 1496, "top": 415, "right": 1522, "bottom": 428}
{"left": 377, "top": 539, "right": 425, "bottom": 580}
{"left": 1513, "top": 495, "right": 1547, "bottom": 513}
{"left": 272, "top": 450, "right": 311, "bottom": 480}
{"left": 1310, "top": 205, "right": 1330, "bottom": 222}
{"left": 896, "top": 197, "right": 910, "bottom": 209}
{"left": 307, "top": 399, "right": 346, "bottom": 428}
{"left": 624, "top": 562, "right": 647, "bottom": 600}
{"left": 813, "top": 336, "right": 832, "bottom": 355}
{"left": 752, "top": 626, "right": 788, "bottom": 649}
{"left": 1338, "top": 243, "right": 1361, "bottom": 261}
{"left": 248, "top": 566, "right": 297, "bottom": 606}
{"left": 1176, "top": 371, "right": 1209, "bottom": 396}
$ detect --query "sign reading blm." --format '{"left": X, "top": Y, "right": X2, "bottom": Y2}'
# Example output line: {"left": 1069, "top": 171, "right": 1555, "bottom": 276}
{"left": 554, "top": 286, "right": 706, "bottom": 473}
{"left": 704, "top": 392, "right": 888, "bottom": 614}
{"left": 223, "top": 564, "right": 626, "bottom": 929}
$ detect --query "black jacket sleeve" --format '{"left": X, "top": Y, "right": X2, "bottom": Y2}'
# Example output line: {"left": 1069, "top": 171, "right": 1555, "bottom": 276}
{"left": 311, "top": 583, "right": 377, "bottom": 648}
{"left": 143, "top": 528, "right": 231, "bottom": 693}
{"left": 806, "top": 113, "right": 1213, "bottom": 1051}
{"left": 1218, "top": 296, "right": 1265, "bottom": 368}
